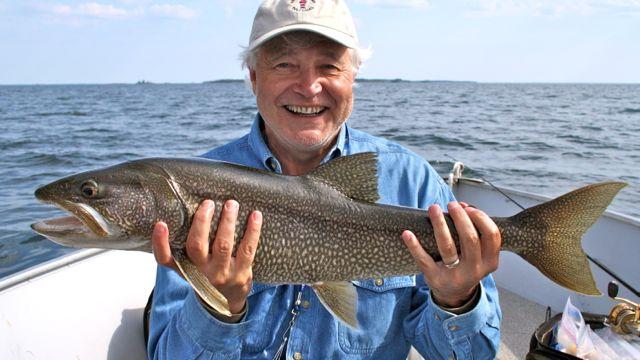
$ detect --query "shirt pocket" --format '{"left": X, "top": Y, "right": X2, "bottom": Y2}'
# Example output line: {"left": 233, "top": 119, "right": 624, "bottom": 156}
{"left": 242, "top": 283, "right": 278, "bottom": 353}
{"left": 338, "top": 276, "right": 416, "bottom": 355}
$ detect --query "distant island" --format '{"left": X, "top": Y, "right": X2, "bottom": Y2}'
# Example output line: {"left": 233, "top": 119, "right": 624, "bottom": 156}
{"left": 356, "top": 79, "right": 476, "bottom": 84}
{"left": 202, "top": 79, "right": 244, "bottom": 84}
{"left": 202, "top": 78, "right": 476, "bottom": 84}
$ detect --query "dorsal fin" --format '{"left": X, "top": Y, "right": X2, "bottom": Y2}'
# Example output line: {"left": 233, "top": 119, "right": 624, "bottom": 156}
{"left": 308, "top": 152, "right": 379, "bottom": 203}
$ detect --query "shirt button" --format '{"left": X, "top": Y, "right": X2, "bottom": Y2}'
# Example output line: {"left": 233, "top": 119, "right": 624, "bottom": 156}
{"left": 448, "top": 324, "right": 459, "bottom": 331}
{"left": 374, "top": 278, "right": 384, "bottom": 286}
{"left": 301, "top": 300, "right": 311, "bottom": 309}
{"left": 293, "top": 352, "right": 303, "bottom": 360}
{"left": 267, "top": 158, "right": 277, "bottom": 171}
{"left": 434, "top": 313, "right": 441, "bottom": 321}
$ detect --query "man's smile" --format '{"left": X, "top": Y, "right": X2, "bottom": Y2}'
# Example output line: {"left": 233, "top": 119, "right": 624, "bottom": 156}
{"left": 284, "top": 105, "right": 327, "bottom": 116}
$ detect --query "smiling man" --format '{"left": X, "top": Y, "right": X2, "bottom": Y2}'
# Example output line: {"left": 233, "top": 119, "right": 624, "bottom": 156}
{"left": 147, "top": 1, "right": 502, "bottom": 359}
{"left": 250, "top": 37, "right": 355, "bottom": 175}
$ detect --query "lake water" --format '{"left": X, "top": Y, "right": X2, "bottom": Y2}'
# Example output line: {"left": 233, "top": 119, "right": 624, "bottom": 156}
{"left": 1, "top": 81, "right": 638, "bottom": 279}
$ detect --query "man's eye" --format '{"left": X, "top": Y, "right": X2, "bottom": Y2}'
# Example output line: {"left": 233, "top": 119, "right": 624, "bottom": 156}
{"left": 322, "top": 64, "right": 340, "bottom": 71}
{"left": 275, "top": 63, "right": 291, "bottom": 69}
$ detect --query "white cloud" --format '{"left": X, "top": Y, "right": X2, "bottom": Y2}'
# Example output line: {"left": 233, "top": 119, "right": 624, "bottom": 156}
{"left": 353, "top": 0, "right": 429, "bottom": 10}
{"left": 33, "top": 2, "right": 197, "bottom": 21}
{"left": 467, "top": 0, "right": 640, "bottom": 17}
{"left": 115, "top": 0, "right": 151, "bottom": 4}
{"left": 43, "top": 2, "right": 138, "bottom": 19}
{"left": 149, "top": 4, "right": 196, "bottom": 19}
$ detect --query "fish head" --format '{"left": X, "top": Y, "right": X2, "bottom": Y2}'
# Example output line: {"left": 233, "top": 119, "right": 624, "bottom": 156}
{"left": 31, "top": 160, "right": 176, "bottom": 251}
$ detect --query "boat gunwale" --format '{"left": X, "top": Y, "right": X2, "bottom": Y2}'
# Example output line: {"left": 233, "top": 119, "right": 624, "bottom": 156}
{"left": 454, "top": 177, "right": 639, "bottom": 227}
{"left": 0, "top": 248, "right": 107, "bottom": 293}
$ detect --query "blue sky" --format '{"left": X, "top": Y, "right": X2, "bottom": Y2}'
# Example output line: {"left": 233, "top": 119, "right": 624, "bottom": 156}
{"left": 1, "top": 0, "right": 639, "bottom": 84}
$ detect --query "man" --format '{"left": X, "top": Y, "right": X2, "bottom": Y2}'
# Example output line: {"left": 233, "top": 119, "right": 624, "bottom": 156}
{"left": 148, "top": 1, "right": 502, "bottom": 359}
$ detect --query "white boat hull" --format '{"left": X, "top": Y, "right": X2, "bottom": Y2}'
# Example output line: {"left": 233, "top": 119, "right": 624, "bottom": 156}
{"left": 0, "top": 250, "right": 155, "bottom": 360}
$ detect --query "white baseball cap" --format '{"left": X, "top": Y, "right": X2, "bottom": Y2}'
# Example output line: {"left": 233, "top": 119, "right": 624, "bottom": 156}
{"left": 248, "top": 0, "right": 358, "bottom": 50}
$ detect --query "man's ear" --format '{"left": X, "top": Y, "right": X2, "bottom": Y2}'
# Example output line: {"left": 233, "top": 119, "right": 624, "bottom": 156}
{"left": 249, "top": 69, "right": 257, "bottom": 95}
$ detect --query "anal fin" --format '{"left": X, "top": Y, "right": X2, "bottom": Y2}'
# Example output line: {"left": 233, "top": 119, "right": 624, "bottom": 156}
{"left": 312, "top": 281, "right": 359, "bottom": 329}
{"left": 173, "top": 249, "right": 231, "bottom": 316}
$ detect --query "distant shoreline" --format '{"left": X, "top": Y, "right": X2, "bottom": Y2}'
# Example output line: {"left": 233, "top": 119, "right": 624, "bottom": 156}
{"left": 2, "top": 80, "right": 639, "bottom": 86}
{"left": 201, "top": 78, "right": 478, "bottom": 84}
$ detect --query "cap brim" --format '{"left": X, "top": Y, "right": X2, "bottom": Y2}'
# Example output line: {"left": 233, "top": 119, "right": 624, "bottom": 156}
{"left": 249, "top": 23, "right": 358, "bottom": 50}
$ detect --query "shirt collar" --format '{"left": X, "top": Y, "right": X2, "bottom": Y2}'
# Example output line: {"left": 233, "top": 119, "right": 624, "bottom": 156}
{"left": 247, "top": 113, "right": 348, "bottom": 173}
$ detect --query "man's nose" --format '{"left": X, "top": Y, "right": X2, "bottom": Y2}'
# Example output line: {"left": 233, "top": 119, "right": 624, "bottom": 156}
{"left": 293, "top": 69, "right": 322, "bottom": 97}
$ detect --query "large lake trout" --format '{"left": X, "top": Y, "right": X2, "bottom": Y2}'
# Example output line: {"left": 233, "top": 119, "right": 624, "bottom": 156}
{"left": 31, "top": 153, "right": 626, "bottom": 327}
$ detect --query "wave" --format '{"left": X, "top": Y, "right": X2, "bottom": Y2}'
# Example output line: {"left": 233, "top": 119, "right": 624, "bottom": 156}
{"left": 620, "top": 108, "right": 640, "bottom": 114}
{"left": 20, "top": 234, "right": 45, "bottom": 245}
{"left": 35, "top": 111, "right": 89, "bottom": 117}
{"left": 148, "top": 113, "right": 171, "bottom": 119}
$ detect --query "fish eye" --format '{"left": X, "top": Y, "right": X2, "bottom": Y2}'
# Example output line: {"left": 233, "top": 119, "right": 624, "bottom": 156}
{"left": 80, "top": 180, "right": 99, "bottom": 198}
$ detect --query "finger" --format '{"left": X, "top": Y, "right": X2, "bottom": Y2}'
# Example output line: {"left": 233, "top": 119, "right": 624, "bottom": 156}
{"left": 429, "top": 204, "right": 458, "bottom": 265}
{"left": 235, "top": 211, "right": 262, "bottom": 272}
{"left": 466, "top": 207, "right": 501, "bottom": 271}
{"left": 186, "top": 199, "right": 215, "bottom": 266}
{"left": 459, "top": 202, "right": 477, "bottom": 209}
{"left": 151, "top": 222, "right": 178, "bottom": 271}
{"left": 402, "top": 230, "right": 437, "bottom": 274}
{"left": 448, "top": 202, "right": 481, "bottom": 265}
{"left": 211, "top": 199, "right": 239, "bottom": 275}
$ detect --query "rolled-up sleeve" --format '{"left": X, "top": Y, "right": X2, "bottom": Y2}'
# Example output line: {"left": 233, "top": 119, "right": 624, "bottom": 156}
{"left": 404, "top": 275, "right": 501, "bottom": 359}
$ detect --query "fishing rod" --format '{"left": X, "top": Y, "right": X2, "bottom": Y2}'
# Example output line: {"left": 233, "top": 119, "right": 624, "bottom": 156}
{"left": 443, "top": 153, "right": 639, "bottom": 299}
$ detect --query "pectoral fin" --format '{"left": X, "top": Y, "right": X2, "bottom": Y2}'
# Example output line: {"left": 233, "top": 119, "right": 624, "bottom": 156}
{"left": 312, "top": 281, "right": 359, "bottom": 329}
{"left": 172, "top": 249, "right": 231, "bottom": 316}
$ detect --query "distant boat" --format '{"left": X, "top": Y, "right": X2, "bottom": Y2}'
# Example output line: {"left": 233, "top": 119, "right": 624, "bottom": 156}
{"left": 136, "top": 80, "right": 153, "bottom": 85}
{"left": 0, "top": 165, "right": 638, "bottom": 359}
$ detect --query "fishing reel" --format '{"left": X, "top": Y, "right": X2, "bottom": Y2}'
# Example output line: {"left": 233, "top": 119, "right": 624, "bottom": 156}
{"left": 605, "top": 281, "right": 640, "bottom": 336}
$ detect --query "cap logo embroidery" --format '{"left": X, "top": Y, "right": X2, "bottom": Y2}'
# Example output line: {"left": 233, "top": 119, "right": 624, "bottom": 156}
{"left": 290, "top": 0, "right": 316, "bottom": 12}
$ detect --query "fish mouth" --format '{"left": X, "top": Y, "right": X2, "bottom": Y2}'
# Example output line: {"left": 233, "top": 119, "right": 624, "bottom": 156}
{"left": 31, "top": 201, "right": 110, "bottom": 239}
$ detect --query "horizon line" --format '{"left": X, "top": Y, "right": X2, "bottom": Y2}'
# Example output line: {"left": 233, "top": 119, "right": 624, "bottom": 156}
{"left": 2, "top": 79, "right": 640, "bottom": 86}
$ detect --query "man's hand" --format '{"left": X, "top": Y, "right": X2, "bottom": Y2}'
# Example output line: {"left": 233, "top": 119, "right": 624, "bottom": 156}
{"left": 402, "top": 202, "right": 501, "bottom": 308}
{"left": 151, "top": 199, "right": 263, "bottom": 315}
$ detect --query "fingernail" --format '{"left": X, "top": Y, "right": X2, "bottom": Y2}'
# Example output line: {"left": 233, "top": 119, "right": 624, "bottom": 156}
{"left": 449, "top": 202, "right": 460, "bottom": 209}
{"left": 153, "top": 222, "right": 167, "bottom": 237}
{"left": 253, "top": 211, "right": 262, "bottom": 222}
{"left": 226, "top": 200, "right": 239, "bottom": 210}
{"left": 203, "top": 199, "right": 214, "bottom": 210}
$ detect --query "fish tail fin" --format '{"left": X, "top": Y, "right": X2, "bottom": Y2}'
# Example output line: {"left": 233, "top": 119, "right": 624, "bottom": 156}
{"left": 500, "top": 182, "right": 626, "bottom": 296}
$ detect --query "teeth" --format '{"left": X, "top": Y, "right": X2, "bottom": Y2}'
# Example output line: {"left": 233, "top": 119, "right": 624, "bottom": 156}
{"left": 286, "top": 105, "right": 324, "bottom": 115}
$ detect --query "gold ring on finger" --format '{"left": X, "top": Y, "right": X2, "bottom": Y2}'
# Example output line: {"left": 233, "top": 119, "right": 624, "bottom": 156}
{"left": 444, "top": 258, "right": 460, "bottom": 269}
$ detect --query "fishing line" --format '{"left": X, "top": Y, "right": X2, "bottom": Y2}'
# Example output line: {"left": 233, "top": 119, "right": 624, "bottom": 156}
{"left": 442, "top": 153, "right": 640, "bottom": 298}
{"left": 444, "top": 153, "right": 527, "bottom": 210}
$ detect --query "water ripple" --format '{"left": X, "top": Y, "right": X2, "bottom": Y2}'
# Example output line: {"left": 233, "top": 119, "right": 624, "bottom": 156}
{"left": 34, "top": 111, "right": 89, "bottom": 117}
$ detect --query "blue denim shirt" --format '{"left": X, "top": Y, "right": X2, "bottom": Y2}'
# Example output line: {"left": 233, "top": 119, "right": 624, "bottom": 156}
{"left": 148, "top": 116, "right": 501, "bottom": 360}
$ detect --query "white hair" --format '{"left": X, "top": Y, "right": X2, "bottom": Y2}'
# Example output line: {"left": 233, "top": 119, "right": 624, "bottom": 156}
{"left": 239, "top": 31, "right": 372, "bottom": 72}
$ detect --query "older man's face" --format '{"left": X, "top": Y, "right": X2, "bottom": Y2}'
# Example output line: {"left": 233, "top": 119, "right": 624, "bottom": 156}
{"left": 250, "top": 39, "right": 355, "bottom": 155}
